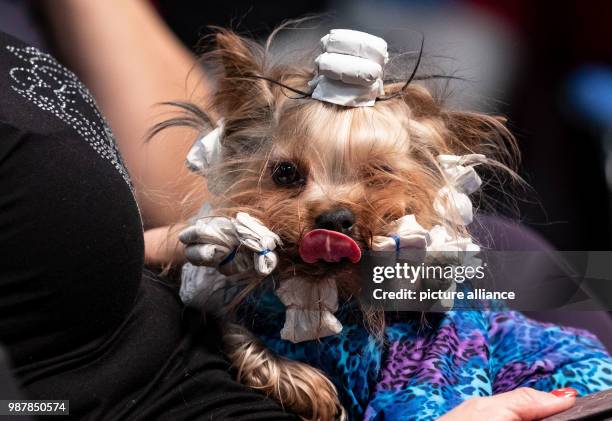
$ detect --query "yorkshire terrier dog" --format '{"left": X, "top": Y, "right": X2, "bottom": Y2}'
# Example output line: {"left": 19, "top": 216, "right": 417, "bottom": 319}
{"left": 152, "top": 26, "right": 602, "bottom": 421}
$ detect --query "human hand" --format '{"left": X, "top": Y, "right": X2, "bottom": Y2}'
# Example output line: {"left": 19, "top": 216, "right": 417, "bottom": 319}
{"left": 437, "top": 388, "right": 575, "bottom": 421}
{"left": 144, "top": 225, "right": 186, "bottom": 267}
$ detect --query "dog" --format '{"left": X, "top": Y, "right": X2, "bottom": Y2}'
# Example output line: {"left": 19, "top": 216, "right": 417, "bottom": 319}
{"left": 156, "top": 27, "right": 519, "bottom": 420}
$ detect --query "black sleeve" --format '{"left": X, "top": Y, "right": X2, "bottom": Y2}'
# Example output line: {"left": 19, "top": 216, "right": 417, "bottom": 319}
{"left": 0, "top": 30, "right": 296, "bottom": 420}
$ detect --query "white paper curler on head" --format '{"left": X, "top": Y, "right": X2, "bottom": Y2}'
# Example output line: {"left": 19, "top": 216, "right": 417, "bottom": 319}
{"left": 315, "top": 53, "right": 382, "bottom": 86}
{"left": 320, "top": 29, "right": 389, "bottom": 64}
{"left": 309, "top": 29, "right": 388, "bottom": 107}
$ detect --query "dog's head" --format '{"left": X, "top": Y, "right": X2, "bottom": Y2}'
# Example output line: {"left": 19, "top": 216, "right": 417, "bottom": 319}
{"left": 223, "top": 100, "right": 441, "bottom": 279}
{"left": 188, "top": 30, "right": 517, "bottom": 284}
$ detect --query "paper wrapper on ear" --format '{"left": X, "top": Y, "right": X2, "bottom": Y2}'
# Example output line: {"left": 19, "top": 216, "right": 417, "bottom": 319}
{"left": 180, "top": 216, "right": 239, "bottom": 266}
{"left": 180, "top": 264, "right": 251, "bottom": 319}
{"left": 281, "top": 309, "right": 343, "bottom": 343}
{"left": 372, "top": 214, "right": 429, "bottom": 251}
{"left": 309, "top": 29, "right": 388, "bottom": 107}
{"left": 180, "top": 264, "right": 227, "bottom": 305}
{"left": 234, "top": 212, "right": 282, "bottom": 276}
{"left": 425, "top": 224, "right": 481, "bottom": 310}
{"left": 179, "top": 210, "right": 281, "bottom": 276}
{"left": 434, "top": 154, "right": 486, "bottom": 225}
{"left": 433, "top": 187, "right": 475, "bottom": 226}
{"left": 185, "top": 119, "right": 224, "bottom": 173}
{"left": 275, "top": 277, "right": 342, "bottom": 343}
{"left": 427, "top": 224, "right": 481, "bottom": 267}
{"left": 439, "top": 281, "right": 457, "bottom": 309}
{"left": 438, "top": 154, "right": 486, "bottom": 194}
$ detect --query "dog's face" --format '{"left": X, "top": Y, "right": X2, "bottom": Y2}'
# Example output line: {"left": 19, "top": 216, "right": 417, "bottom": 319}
{"left": 202, "top": 30, "right": 515, "bottom": 287}
{"left": 217, "top": 99, "right": 441, "bottom": 282}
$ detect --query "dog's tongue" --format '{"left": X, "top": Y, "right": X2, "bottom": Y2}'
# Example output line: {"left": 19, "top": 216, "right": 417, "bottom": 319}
{"left": 299, "top": 229, "right": 361, "bottom": 264}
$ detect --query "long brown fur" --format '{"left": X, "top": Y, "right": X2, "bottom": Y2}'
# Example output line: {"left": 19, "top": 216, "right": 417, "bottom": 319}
{"left": 153, "top": 25, "right": 521, "bottom": 421}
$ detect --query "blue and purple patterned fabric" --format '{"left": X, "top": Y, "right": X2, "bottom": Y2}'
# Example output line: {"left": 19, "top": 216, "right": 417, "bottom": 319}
{"left": 240, "top": 291, "right": 612, "bottom": 420}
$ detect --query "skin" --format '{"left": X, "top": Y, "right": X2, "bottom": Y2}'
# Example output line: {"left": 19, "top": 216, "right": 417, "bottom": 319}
{"left": 438, "top": 387, "right": 575, "bottom": 421}
{"left": 42, "top": 0, "right": 210, "bottom": 229}
{"left": 40, "top": 5, "right": 576, "bottom": 419}
{"left": 143, "top": 225, "right": 186, "bottom": 267}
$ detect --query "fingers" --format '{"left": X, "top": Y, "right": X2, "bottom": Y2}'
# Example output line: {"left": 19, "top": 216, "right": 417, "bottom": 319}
{"left": 144, "top": 225, "right": 186, "bottom": 267}
{"left": 437, "top": 388, "right": 576, "bottom": 421}
{"left": 492, "top": 387, "right": 575, "bottom": 420}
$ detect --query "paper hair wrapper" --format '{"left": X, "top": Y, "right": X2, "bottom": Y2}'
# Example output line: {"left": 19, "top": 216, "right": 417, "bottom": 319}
{"left": 275, "top": 277, "right": 342, "bottom": 343}
{"left": 309, "top": 29, "right": 388, "bottom": 107}
{"left": 433, "top": 154, "right": 486, "bottom": 226}
{"left": 185, "top": 119, "right": 224, "bottom": 176}
{"left": 180, "top": 208, "right": 282, "bottom": 277}
{"left": 371, "top": 214, "right": 428, "bottom": 251}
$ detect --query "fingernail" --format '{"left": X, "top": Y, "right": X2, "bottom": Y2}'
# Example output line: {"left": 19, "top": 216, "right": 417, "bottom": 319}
{"left": 551, "top": 388, "right": 578, "bottom": 398}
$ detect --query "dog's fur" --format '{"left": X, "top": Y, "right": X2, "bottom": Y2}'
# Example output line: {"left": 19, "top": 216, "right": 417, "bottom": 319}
{"left": 156, "top": 27, "right": 519, "bottom": 420}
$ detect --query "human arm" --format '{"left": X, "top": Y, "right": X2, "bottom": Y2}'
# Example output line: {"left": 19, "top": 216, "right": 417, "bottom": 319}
{"left": 144, "top": 225, "right": 186, "bottom": 268}
{"left": 42, "top": 0, "right": 210, "bottom": 228}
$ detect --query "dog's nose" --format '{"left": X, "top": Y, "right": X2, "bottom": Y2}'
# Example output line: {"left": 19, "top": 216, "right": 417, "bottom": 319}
{"left": 315, "top": 208, "right": 356, "bottom": 235}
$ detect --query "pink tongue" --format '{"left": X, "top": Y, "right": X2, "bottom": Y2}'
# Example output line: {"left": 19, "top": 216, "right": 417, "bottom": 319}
{"left": 299, "top": 229, "right": 362, "bottom": 264}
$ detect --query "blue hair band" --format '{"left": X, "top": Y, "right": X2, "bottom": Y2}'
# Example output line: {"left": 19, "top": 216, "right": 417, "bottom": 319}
{"left": 391, "top": 234, "right": 401, "bottom": 253}
{"left": 219, "top": 247, "right": 238, "bottom": 266}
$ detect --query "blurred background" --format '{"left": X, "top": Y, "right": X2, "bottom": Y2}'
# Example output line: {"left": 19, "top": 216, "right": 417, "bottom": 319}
{"left": 2, "top": 0, "right": 612, "bottom": 250}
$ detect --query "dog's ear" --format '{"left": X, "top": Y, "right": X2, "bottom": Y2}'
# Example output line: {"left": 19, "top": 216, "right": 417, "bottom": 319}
{"left": 442, "top": 110, "right": 518, "bottom": 166}
{"left": 212, "top": 30, "right": 275, "bottom": 120}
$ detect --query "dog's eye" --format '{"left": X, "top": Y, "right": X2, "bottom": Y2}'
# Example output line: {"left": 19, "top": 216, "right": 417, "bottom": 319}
{"left": 272, "top": 161, "right": 304, "bottom": 187}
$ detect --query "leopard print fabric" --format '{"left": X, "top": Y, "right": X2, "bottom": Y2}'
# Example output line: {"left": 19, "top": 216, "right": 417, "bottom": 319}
{"left": 242, "top": 292, "right": 612, "bottom": 420}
